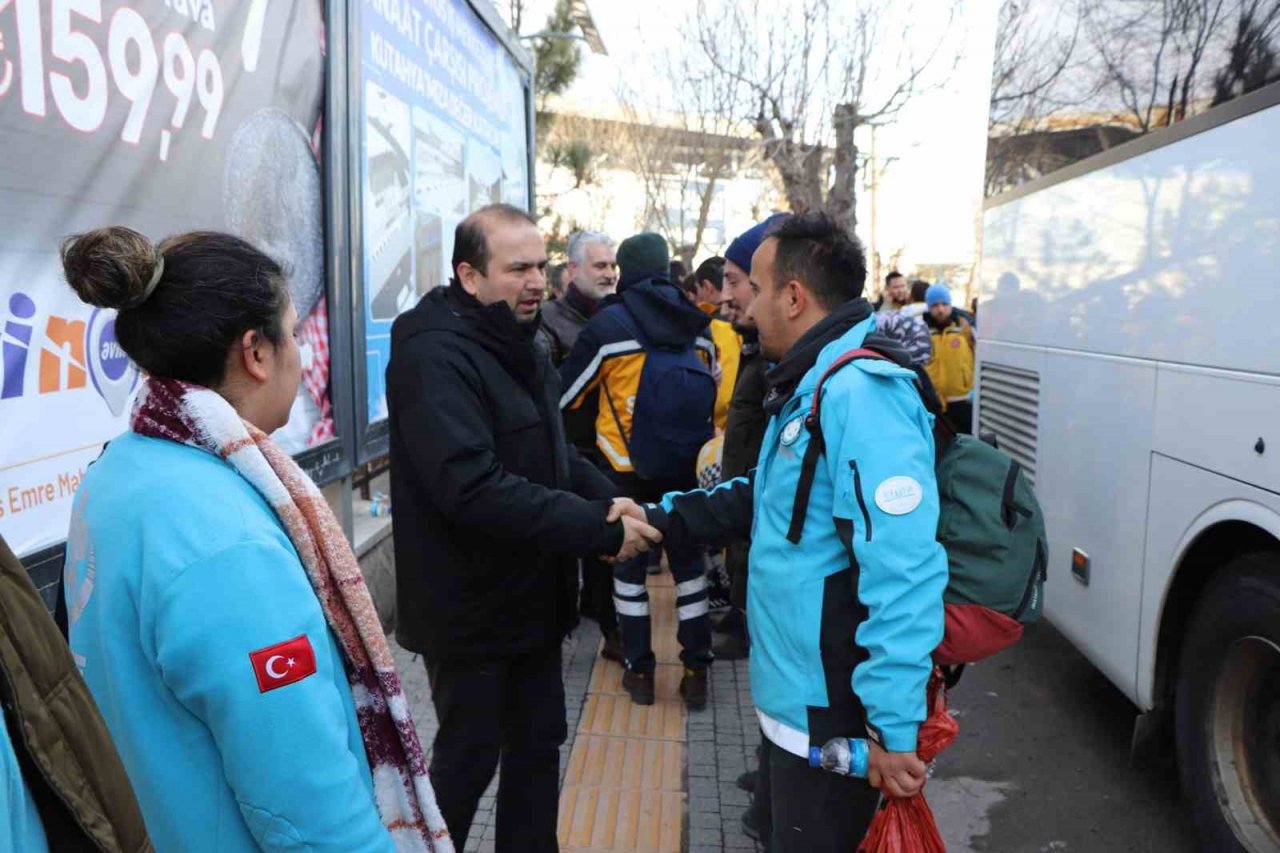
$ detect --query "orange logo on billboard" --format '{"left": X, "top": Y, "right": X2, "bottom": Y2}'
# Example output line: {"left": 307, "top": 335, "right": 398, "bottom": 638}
{"left": 39, "top": 315, "right": 87, "bottom": 393}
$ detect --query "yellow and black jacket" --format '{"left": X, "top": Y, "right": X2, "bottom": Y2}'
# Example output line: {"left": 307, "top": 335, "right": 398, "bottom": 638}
{"left": 697, "top": 302, "right": 742, "bottom": 432}
{"left": 925, "top": 314, "right": 976, "bottom": 406}
{"left": 559, "top": 277, "right": 716, "bottom": 474}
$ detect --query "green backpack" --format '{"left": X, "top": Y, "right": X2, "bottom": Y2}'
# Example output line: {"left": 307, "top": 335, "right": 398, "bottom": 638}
{"left": 936, "top": 434, "right": 1047, "bottom": 623}
{"left": 788, "top": 347, "right": 1049, "bottom": 672}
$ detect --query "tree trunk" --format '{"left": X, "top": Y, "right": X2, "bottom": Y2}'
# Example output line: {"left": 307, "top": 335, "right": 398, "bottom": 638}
{"left": 691, "top": 165, "right": 721, "bottom": 264}
{"left": 828, "top": 103, "right": 859, "bottom": 232}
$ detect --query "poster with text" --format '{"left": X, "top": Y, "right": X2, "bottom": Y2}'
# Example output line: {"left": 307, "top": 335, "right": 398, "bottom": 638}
{"left": 0, "top": 0, "right": 333, "bottom": 557}
{"left": 359, "top": 0, "right": 529, "bottom": 424}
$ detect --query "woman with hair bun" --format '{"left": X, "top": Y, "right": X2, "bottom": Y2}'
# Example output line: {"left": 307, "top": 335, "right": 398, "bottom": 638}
{"left": 61, "top": 227, "right": 452, "bottom": 852}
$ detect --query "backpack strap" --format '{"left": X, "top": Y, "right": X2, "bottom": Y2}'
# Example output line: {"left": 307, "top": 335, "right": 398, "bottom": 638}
{"left": 601, "top": 377, "right": 636, "bottom": 470}
{"left": 786, "top": 348, "right": 886, "bottom": 544}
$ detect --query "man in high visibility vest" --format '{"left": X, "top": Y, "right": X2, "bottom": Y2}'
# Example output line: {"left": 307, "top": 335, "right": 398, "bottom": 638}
{"left": 924, "top": 284, "right": 976, "bottom": 434}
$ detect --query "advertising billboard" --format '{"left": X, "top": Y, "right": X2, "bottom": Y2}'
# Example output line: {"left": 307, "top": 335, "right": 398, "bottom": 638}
{"left": 0, "top": 0, "right": 335, "bottom": 557}
{"left": 355, "top": 0, "right": 531, "bottom": 440}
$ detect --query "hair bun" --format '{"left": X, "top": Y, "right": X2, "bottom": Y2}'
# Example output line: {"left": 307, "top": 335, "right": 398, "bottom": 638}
{"left": 61, "top": 226, "right": 160, "bottom": 310}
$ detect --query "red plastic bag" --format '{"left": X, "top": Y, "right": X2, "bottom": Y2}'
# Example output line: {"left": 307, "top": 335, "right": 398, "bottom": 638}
{"left": 858, "top": 670, "right": 959, "bottom": 853}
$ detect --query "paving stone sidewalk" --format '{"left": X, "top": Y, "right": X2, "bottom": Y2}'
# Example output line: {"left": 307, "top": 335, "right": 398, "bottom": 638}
{"left": 391, "top": 618, "right": 766, "bottom": 853}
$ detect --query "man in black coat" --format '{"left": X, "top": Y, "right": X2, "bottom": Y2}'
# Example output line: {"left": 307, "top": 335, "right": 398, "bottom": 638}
{"left": 387, "top": 203, "right": 661, "bottom": 851}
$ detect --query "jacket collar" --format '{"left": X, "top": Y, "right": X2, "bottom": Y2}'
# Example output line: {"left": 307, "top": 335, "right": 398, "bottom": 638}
{"left": 764, "top": 298, "right": 872, "bottom": 414}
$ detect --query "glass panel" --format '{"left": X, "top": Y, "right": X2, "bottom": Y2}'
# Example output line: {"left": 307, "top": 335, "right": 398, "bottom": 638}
{"left": 987, "top": 0, "right": 1280, "bottom": 195}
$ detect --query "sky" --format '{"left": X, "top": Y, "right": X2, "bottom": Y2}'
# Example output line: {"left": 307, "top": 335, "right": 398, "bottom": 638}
{"left": 511, "top": 0, "right": 1000, "bottom": 279}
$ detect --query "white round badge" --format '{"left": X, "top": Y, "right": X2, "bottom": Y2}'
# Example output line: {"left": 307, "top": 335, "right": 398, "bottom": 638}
{"left": 780, "top": 417, "right": 804, "bottom": 446}
{"left": 874, "top": 476, "right": 923, "bottom": 515}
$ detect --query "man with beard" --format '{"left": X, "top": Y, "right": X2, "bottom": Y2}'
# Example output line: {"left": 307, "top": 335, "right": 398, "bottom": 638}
{"left": 713, "top": 214, "right": 790, "bottom": 660}
{"left": 535, "top": 231, "right": 618, "bottom": 364}
{"left": 620, "top": 212, "right": 947, "bottom": 851}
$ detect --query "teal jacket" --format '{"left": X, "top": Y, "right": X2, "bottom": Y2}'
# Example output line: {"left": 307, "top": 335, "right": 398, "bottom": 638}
{"left": 1, "top": 716, "right": 48, "bottom": 852}
{"left": 649, "top": 316, "right": 948, "bottom": 754}
{"left": 65, "top": 433, "right": 393, "bottom": 852}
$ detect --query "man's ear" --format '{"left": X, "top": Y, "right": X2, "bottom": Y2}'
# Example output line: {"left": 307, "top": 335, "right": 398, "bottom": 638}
{"left": 784, "top": 280, "right": 807, "bottom": 320}
{"left": 240, "top": 329, "right": 269, "bottom": 383}
{"left": 457, "top": 262, "right": 482, "bottom": 296}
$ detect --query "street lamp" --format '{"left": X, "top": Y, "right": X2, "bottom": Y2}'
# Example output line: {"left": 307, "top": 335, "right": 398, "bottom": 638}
{"left": 520, "top": 0, "right": 607, "bottom": 55}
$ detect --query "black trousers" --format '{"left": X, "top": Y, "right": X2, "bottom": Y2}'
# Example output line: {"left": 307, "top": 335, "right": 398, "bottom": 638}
{"left": 426, "top": 648, "right": 566, "bottom": 852}
{"left": 766, "top": 740, "right": 882, "bottom": 852}
{"left": 579, "top": 555, "right": 617, "bottom": 634}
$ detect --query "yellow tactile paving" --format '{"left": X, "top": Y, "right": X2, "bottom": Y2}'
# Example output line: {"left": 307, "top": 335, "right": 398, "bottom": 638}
{"left": 560, "top": 568, "right": 689, "bottom": 853}
{"left": 563, "top": 736, "right": 684, "bottom": 791}
{"left": 558, "top": 787, "right": 685, "bottom": 852}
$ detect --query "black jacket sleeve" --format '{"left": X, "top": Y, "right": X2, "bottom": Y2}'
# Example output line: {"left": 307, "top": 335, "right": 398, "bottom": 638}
{"left": 395, "top": 343, "right": 623, "bottom": 557}
{"left": 645, "top": 471, "right": 756, "bottom": 550}
{"left": 567, "top": 444, "right": 618, "bottom": 502}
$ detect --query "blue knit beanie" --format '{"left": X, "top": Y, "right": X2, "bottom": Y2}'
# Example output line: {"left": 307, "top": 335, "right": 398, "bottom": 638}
{"left": 925, "top": 284, "right": 952, "bottom": 307}
{"left": 724, "top": 213, "right": 790, "bottom": 274}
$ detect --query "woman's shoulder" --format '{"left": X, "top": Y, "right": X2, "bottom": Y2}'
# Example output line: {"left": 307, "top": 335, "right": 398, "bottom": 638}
{"left": 81, "top": 432, "right": 294, "bottom": 566}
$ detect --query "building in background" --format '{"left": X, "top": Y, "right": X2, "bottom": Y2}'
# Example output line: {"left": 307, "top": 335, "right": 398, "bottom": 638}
{"left": 535, "top": 96, "right": 785, "bottom": 264}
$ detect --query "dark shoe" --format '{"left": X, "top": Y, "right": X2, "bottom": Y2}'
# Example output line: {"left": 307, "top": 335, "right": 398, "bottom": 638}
{"left": 712, "top": 625, "right": 750, "bottom": 661}
{"left": 712, "top": 606, "right": 745, "bottom": 634}
{"left": 679, "top": 667, "right": 708, "bottom": 711}
{"left": 736, "top": 769, "right": 758, "bottom": 793}
{"left": 600, "top": 629, "right": 624, "bottom": 663}
{"left": 622, "top": 670, "right": 655, "bottom": 705}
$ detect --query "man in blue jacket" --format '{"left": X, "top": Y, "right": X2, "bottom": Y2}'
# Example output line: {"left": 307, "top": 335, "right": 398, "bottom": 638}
{"left": 624, "top": 212, "right": 948, "bottom": 851}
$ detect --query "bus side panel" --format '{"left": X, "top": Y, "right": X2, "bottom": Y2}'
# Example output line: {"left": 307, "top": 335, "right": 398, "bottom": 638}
{"left": 978, "top": 342, "right": 1155, "bottom": 705}
{"left": 1138, "top": 456, "right": 1280, "bottom": 708}
{"left": 1039, "top": 351, "right": 1156, "bottom": 704}
{"left": 1153, "top": 365, "right": 1280, "bottom": 493}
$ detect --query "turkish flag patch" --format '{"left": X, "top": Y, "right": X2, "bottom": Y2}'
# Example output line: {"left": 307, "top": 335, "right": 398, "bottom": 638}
{"left": 249, "top": 635, "right": 317, "bottom": 693}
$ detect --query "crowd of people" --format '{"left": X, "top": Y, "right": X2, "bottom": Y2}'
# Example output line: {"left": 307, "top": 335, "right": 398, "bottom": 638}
{"left": 1, "top": 204, "right": 977, "bottom": 853}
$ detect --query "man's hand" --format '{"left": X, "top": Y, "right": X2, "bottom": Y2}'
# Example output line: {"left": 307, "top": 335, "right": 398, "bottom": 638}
{"left": 611, "top": 515, "right": 662, "bottom": 563}
{"left": 607, "top": 497, "right": 649, "bottom": 524}
{"left": 866, "top": 741, "right": 927, "bottom": 799}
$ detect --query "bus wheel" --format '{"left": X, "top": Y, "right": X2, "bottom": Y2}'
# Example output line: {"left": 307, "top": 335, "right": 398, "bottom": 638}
{"left": 1176, "top": 554, "right": 1280, "bottom": 853}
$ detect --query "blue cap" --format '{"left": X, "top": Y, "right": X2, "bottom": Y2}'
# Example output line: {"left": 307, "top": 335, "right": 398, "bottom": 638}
{"left": 724, "top": 213, "right": 790, "bottom": 275}
{"left": 926, "top": 284, "right": 952, "bottom": 307}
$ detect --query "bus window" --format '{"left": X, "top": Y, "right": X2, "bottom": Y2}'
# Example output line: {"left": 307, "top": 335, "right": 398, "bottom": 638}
{"left": 987, "top": 0, "right": 1280, "bottom": 196}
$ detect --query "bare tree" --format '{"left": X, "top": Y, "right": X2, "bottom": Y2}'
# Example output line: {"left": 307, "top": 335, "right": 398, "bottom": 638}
{"left": 1211, "top": 0, "right": 1280, "bottom": 102}
{"left": 1082, "top": 0, "right": 1231, "bottom": 132}
{"left": 693, "top": 0, "right": 958, "bottom": 231}
{"left": 616, "top": 46, "right": 764, "bottom": 264}
{"left": 985, "top": 0, "right": 1095, "bottom": 195}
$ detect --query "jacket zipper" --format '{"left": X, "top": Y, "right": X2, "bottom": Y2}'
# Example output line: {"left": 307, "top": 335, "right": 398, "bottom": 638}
{"left": 849, "top": 460, "right": 872, "bottom": 542}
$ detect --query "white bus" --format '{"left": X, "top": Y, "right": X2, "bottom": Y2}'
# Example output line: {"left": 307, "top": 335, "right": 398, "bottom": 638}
{"left": 978, "top": 2, "right": 1280, "bottom": 850}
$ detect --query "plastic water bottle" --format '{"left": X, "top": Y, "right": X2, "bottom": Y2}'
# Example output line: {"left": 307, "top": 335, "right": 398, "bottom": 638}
{"left": 809, "top": 737, "right": 870, "bottom": 778}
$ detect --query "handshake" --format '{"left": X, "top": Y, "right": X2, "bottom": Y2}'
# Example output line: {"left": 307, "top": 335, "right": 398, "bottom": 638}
{"left": 604, "top": 498, "right": 662, "bottom": 562}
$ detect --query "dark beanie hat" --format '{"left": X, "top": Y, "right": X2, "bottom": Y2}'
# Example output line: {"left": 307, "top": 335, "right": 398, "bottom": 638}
{"left": 724, "top": 212, "right": 790, "bottom": 275}
{"left": 617, "top": 232, "right": 670, "bottom": 290}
